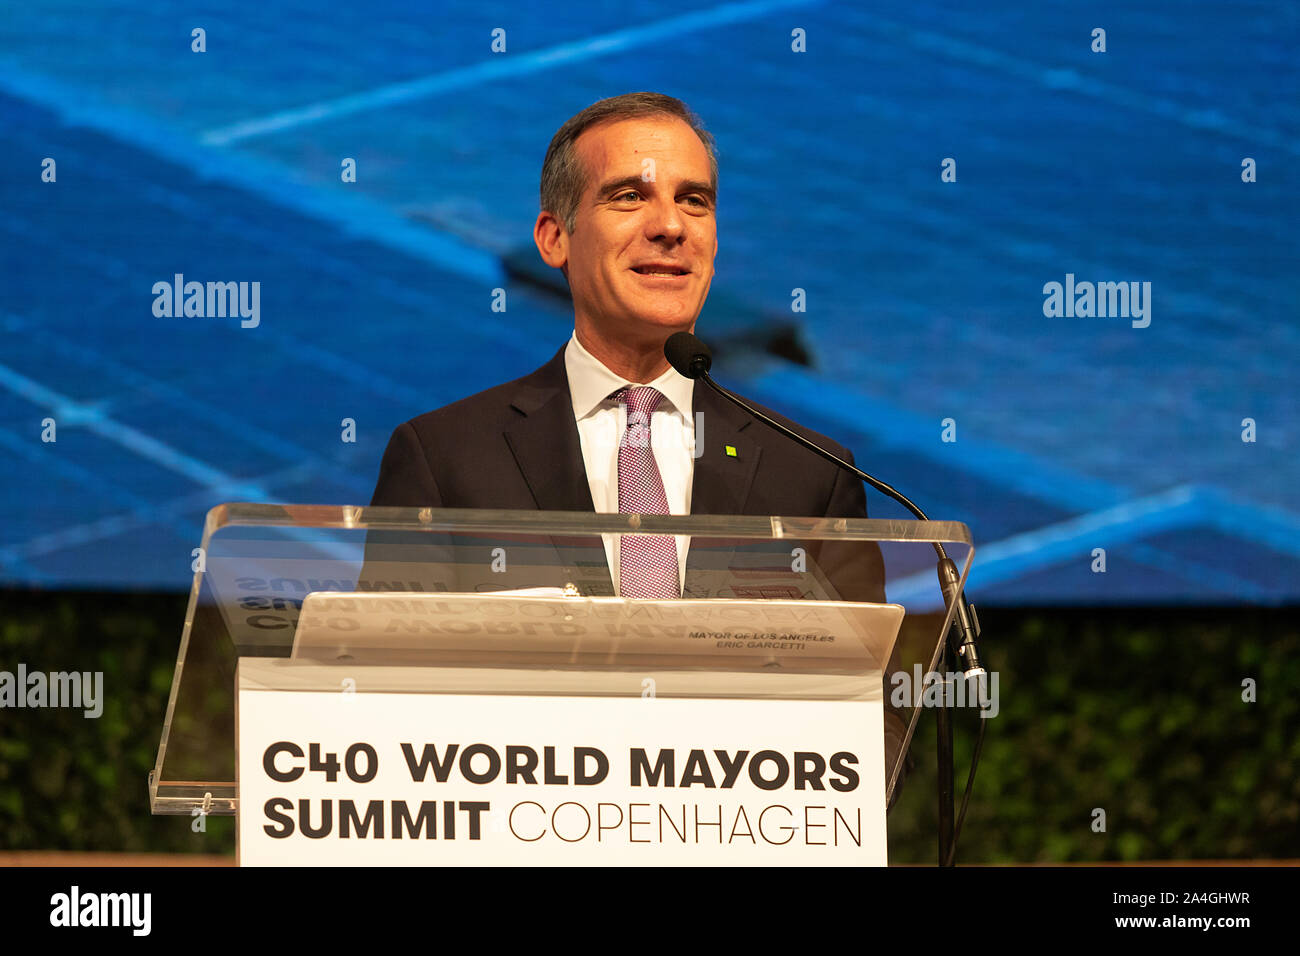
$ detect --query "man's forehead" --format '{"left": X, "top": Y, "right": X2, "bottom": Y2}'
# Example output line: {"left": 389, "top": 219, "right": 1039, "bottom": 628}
{"left": 576, "top": 116, "right": 711, "bottom": 184}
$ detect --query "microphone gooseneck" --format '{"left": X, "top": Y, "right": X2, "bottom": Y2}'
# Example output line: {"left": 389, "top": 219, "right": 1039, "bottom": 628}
{"left": 664, "top": 331, "right": 984, "bottom": 676}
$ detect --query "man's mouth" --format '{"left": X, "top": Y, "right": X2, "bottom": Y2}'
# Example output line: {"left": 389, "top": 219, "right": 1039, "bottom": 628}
{"left": 631, "top": 264, "right": 690, "bottom": 277}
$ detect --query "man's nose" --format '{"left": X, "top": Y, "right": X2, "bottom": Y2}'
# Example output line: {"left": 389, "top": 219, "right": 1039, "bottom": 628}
{"left": 643, "top": 196, "right": 685, "bottom": 242}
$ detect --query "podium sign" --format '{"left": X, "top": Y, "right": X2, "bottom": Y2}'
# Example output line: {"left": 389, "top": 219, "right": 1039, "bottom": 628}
{"left": 237, "top": 669, "right": 884, "bottom": 865}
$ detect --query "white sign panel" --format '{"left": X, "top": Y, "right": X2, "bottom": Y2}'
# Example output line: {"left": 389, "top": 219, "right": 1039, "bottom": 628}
{"left": 237, "top": 679, "right": 885, "bottom": 866}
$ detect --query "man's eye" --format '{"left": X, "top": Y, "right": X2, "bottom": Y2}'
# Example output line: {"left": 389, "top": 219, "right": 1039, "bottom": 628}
{"left": 616, "top": 190, "right": 641, "bottom": 202}
{"left": 683, "top": 196, "right": 707, "bottom": 207}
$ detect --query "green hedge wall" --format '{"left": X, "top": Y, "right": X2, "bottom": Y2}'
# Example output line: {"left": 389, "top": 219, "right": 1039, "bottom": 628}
{"left": 0, "top": 590, "right": 232, "bottom": 853}
{"left": 888, "top": 606, "right": 1300, "bottom": 863}
{"left": 1, "top": 590, "right": 1296, "bottom": 862}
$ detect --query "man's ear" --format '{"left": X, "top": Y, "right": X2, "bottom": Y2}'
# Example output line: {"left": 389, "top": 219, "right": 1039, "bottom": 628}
{"left": 533, "top": 210, "right": 569, "bottom": 272}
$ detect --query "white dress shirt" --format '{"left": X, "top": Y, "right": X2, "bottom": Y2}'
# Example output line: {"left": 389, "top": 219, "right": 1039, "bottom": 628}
{"left": 564, "top": 331, "right": 696, "bottom": 594}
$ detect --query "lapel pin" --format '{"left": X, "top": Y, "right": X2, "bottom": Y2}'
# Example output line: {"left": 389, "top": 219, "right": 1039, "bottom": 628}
{"left": 724, "top": 444, "right": 738, "bottom": 458}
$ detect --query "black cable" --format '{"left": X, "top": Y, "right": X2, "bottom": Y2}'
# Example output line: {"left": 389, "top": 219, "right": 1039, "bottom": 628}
{"left": 945, "top": 709, "right": 987, "bottom": 866}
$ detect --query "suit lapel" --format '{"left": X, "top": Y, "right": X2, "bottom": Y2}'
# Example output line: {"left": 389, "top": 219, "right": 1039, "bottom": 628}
{"left": 502, "top": 347, "right": 610, "bottom": 594}
{"left": 683, "top": 382, "right": 760, "bottom": 595}
{"left": 503, "top": 347, "right": 596, "bottom": 512}
{"left": 689, "top": 380, "right": 761, "bottom": 517}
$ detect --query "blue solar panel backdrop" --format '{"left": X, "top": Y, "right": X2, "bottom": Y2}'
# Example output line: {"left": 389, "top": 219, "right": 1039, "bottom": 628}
{"left": 1, "top": 1, "right": 1296, "bottom": 602}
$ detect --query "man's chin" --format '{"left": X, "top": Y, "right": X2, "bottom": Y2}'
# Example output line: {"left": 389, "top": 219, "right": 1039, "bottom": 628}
{"left": 625, "top": 303, "right": 700, "bottom": 333}
{"left": 625, "top": 318, "right": 696, "bottom": 349}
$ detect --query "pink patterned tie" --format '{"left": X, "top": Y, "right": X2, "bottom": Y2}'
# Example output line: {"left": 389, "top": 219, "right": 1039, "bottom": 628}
{"left": 614, "top": 386, "right": 681, "bottom": 599}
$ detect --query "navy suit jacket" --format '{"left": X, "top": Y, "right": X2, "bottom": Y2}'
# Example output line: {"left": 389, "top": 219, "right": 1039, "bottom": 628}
{"left": 366, "top": 344, "right": 886, "bottom": 602}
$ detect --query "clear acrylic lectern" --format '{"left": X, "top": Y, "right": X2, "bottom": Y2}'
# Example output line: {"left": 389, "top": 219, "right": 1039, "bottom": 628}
{"left": 149, "top": 503, "right": 974, "bottom": 862}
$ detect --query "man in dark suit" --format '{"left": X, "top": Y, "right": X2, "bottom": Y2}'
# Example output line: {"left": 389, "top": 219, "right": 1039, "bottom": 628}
{"left": 365, "top": 92, "right": 903, "bottom": 795}
{"left": 368, "top": 91, "right": 885, "bottom": 602}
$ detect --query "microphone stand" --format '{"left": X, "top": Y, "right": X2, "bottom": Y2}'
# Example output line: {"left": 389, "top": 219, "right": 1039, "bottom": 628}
{"left": 695, "top": 366, "right": 983, "bottom": 867}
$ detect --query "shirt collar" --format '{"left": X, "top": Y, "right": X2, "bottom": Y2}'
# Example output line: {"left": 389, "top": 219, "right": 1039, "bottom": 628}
{"left": 564, "top": 330, "right": 695, "bottom": 421}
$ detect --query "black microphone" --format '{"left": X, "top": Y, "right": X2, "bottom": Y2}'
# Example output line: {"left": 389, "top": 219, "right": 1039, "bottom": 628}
{"left": 664, "top": 331, "right": 984, "bottom": 676}
{"left": 664, "top": 331, "right": 714, "bottom": 379}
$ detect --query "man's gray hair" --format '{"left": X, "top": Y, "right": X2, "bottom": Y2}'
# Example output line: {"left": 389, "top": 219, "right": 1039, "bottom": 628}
{"left": 540, "top": 92, "right": 718, "bottom": 234}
